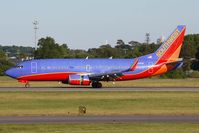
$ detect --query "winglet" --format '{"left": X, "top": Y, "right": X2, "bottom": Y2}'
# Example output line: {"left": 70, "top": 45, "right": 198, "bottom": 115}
{"left": 129, "top": 58, "right": 139, "bottom": 71}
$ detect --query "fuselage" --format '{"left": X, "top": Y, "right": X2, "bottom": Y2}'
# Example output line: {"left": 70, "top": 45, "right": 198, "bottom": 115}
{"left": 5, "top": 53, "right": 181, "bottom": 82}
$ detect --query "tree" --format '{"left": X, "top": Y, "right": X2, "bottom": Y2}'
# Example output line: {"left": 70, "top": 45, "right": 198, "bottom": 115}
{"left": 60, "top": 44, "right": 70, "bottom": 58}
{"left": 0, "top": 51, "right": 14, "bottom": 76}
{"left": 116, "top": 39, "right": 125, "bottom": 45}
{"left": 128, "top": 41, "right": 140, "bottom": 47}
{"left": 129, "top": 47, "right": 142, "bottom": 58}
{"left": 196, "top": 47, "right": 199, "bottom": 61}
{"left": 180, "top": 43, "right": 194, "bottom": 71}
{"left": 192, "top": 47, "right": 199, "bottom": 70}
{"left": 115, "top": 39, "right": 131, "bottom": 50}
{"left": 34, "top": 37, "right": 69, "bottom": 59}
{"left": 68, "top": 49, "right": 89, "bottom": 58}
{"left": 0, "top": 50, "right": 6, "bottom": 60}
{"left": 99, "top": 44, "right": 117, "bottom": 58}
{"left": 161, "top": 69, "right": 185, "bottom": 79}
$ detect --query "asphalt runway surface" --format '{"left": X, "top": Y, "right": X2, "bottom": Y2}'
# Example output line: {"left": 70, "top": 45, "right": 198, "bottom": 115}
{"left": 0, "top": 87, "right": 199, "bottom": 92}
{"left": 0, "top": 116, "right": 199, "bottom": 124}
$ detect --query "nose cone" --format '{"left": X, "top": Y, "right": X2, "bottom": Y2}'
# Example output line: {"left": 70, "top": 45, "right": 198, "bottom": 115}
{"left": 5, "top": 68, "right": 16, "bottom": 78}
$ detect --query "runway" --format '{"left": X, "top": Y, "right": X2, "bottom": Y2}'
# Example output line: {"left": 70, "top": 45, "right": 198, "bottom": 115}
{"left": 0, "top": 116, "right": 199, "bottom": 124}
{"left": 0, "top": 87, "right": 199, "bottom": 92}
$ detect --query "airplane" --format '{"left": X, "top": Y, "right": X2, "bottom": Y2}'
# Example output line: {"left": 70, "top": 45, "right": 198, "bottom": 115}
{"left": 5, "top": 25, "right": 186, "bottom": 88}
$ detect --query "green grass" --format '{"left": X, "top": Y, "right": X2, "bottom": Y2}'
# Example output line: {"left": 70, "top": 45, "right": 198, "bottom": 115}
{"left": 0, "top": 123, "right": 199, "bottom": 133}
{"left": 105, "top": 78, "right": 199, "bottom": 87}
{"left": 0, "top": 76, "right": 199, "bottom": 87}
{"left": 0, "top": 91, "right": 199, "bottom": 116}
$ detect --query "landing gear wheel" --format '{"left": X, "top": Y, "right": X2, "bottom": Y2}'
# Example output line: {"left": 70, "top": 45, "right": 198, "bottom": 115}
{"left": 97, "top": 82, "right": 102, "bottom": 88}
{"left": 25, "top": 83, "right": 30, "bottom": 88}
{"left": 92, "top": 82, "right": 102, "bottom": 88}
{"left": 92, "top": 82, "right": 96, "bottom": 88}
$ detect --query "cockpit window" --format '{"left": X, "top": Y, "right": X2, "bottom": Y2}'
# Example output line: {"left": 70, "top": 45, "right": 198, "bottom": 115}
{"left": 16, "top": 65, "right": 23, "bottom": 69}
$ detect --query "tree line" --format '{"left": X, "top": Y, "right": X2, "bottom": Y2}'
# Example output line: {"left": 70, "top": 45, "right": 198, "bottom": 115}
{"left": 0, "top": 34, "right": 199, "bottom": 78}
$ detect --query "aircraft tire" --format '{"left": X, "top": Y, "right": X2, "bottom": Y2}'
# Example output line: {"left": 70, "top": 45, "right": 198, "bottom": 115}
{"left": 92, "top": 82, "right": 102, "bottom": 88}
{"left": 91, "top": 82, "right": 97, "bottom": 88}
{"left": 25, "top": 83, "right": 30, "bottom": 88}
{"left": 97, "top": 82, "right": 102, "bottom": 88}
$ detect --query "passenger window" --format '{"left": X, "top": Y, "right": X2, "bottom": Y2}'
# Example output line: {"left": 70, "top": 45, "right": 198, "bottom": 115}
{"left": 16, "top": 65, "right": 23, "bottom": 69}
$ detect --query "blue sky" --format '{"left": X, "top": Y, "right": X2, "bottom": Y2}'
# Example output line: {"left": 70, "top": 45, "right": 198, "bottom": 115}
{"left": 0, "top": 0, "right": 198, "bottom": 49}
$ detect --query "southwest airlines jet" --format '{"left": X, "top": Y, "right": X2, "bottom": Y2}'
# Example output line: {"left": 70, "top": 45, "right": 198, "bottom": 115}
{"left": 5, "top": 25, "right": 186, "bottom": 88}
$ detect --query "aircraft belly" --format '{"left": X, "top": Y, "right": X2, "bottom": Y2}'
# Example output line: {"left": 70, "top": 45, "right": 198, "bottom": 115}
{"left": 17, "top": 72, "right": 76, "bottom": 81}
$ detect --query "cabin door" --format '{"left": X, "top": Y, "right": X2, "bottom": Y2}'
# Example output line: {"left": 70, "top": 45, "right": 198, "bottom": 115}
{"left": 31, "top": 62, "right": 37, "bottom": 73}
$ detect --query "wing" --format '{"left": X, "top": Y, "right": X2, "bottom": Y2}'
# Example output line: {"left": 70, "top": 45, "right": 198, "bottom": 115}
{"left": 89, "top": 58, "right": 139, "bottom": 81}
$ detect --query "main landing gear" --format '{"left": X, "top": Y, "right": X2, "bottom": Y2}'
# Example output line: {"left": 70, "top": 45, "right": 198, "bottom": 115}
{"left": 92, "top": 81, "right": 102, "bottom": 88}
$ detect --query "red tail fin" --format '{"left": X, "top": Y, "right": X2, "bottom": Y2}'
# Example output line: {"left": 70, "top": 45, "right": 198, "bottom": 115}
{"left": 155, "top": 25, "right": 186, "bottom": 63}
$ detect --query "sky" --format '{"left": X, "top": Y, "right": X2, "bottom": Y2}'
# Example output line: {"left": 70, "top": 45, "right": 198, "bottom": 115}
{"left": 0, "top": 0, "right": 198, "bottom": 49}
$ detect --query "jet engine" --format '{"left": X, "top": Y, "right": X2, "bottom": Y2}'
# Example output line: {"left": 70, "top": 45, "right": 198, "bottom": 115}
{"left": 69, "top": 75, "right": 90, "bottom": 86}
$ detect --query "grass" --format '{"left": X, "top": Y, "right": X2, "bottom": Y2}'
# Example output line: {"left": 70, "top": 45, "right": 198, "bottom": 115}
{"left": 105, "top": 78, "right": 199, "bottom": 87}
{"left": 0, "top": 91, "right": 199, "bottom": 116}
{"left": 0, "top": 78, "right": 198, "bottom": 132}
{"left": 0, "top": 123, "right": 199, "bottom": 133}
{"left": 0, "top": 76, "right": 199, "bottom": 87}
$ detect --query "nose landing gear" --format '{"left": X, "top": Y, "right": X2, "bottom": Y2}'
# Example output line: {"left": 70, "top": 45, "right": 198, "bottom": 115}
{"left": 18, "top": 80, "right": 30, "bottom": 88}
{"left": 25, "top": 82, "right": 30, "bottom": 88}
{"left": 91, "top": 81, "right": 102, "bottom": 88}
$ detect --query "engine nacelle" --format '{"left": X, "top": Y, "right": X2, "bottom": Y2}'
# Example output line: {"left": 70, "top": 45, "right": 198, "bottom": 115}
{"left": 69, "top": 75, "right": 90, "bottom": 86}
